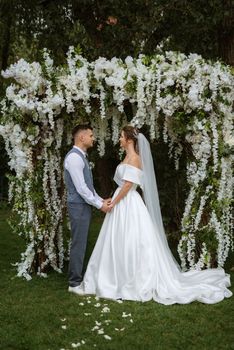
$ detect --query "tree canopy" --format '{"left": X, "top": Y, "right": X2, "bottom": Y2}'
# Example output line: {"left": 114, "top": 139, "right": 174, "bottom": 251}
{"left": 0, "top": 0, "right": 233, "bottom": 72}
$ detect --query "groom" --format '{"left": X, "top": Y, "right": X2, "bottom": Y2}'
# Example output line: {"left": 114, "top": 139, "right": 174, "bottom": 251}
{"left": 64, "top": 124, "right": 111, "bottom": 294}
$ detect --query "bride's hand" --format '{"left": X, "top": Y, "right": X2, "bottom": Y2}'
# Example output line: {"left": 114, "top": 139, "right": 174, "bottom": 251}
{"left": 108, "top": 201, "right": 115, "bottom": 210}
{"left": 103, "top": 198, "right": 112, "bottom": 205}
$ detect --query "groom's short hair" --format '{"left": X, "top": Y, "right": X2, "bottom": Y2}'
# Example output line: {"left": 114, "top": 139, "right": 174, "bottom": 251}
{"left": 72, "top": 124, "right": 93, "bottom": 139}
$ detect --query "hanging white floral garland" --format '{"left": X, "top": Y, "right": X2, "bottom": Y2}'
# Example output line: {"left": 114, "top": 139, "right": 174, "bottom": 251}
{"left": 0, "top": 47, "right": 233, "bottom": 279}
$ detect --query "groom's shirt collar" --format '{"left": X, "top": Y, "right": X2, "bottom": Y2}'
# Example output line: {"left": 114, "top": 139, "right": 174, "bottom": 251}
{"left": 73, "top": 146, "right": 87, "bottom": 158}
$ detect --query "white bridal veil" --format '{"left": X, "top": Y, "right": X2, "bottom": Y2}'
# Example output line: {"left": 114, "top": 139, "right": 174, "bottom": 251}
{"left": 138, "top": 133, "right": 181, "bottom": 270}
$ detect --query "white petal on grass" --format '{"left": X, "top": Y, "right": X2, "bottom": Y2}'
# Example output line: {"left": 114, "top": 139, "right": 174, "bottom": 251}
{"left": 98, "top": 329, "right": 104, "bottom": 335}
{"left": 94, "top": 303, "right": 101, "bottom": 308}
{"left": 104, "top": 320, "right": 111, "bottom": 324}
{"left": 71, "top": 342, "right": 81, "bottom": 348}
{"left": 95, "top": 321, "right": 102, "bottom": 326}
{"left": 79, "top": 302, "right": 84, "bottom": 306}
{"left": 115, "top": 327, "right": 125, "bottom": 332}
{"left": 130, "top": 319, "right": 134, "bottom": 323}
{"left": 101, "top": 306, "right": 110, "bottom": 313}
{"left": 60, "top": 318, "right": 66, "bottom": 322}
{"left": 61, "top": 325, "right": 67, "bottom": 330}
{"left": 81, "top": 340, "right": 85, "bottom": 344}
{"left": 104, "top": 335, "right": 112, "bottom": 340}
{"left": 122, "top": 312, "right": 132, "bottom": 318}
{"left": 84, "top": 313, "right": 91, "bottom": 316}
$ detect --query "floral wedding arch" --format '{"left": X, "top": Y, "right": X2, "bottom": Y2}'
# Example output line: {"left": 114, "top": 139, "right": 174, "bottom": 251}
{"left": 0, "top": 47, "right": 233, "bottom": 280}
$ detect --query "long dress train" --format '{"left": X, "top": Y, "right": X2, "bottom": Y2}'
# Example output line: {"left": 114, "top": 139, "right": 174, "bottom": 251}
{"left": 77, "top": 163, "right": 232, "bottom": 304}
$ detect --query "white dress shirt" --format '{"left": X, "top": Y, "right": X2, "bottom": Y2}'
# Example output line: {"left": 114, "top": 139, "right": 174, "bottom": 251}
{"left": 64, "top": 146, "right": 103, "bottom": 209}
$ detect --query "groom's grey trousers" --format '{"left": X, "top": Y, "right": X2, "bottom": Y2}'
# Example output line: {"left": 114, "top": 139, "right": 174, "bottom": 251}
{"left": 67, "top": 202, "right": 92, "bottom": 287}
{"left": 64, "top": 147, "right": 95, "bottom": 287}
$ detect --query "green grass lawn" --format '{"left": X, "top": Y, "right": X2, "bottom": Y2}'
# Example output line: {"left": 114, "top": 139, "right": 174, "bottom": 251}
{"left": 0, "top": 208, "right": 233, "bottom": 350}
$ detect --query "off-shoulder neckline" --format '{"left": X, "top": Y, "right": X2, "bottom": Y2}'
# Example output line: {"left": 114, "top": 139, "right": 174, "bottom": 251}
{"left": 118, "top": 163, "right": 142, "bottom": 172}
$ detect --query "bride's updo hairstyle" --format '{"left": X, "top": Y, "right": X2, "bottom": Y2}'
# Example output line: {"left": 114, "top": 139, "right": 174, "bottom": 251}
{"left": 122, "top": 125, "right": 139, "bottom": 152}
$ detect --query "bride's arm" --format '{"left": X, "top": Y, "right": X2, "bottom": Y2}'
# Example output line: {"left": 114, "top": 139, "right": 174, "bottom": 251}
{"left": 110, "top": 156, "right": 141, "bottom": 209}
{"left": 109, "top": 181, "right": 133, "bottom": 208}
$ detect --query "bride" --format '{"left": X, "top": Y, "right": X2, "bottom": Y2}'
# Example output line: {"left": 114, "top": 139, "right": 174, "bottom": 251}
{"left": 76, "top": 125, "right": 232, "bottom": 304}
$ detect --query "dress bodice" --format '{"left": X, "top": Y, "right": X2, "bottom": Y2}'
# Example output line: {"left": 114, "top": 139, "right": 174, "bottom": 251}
{"left": 113, "top": 163, "right": 143, "bottom": 189}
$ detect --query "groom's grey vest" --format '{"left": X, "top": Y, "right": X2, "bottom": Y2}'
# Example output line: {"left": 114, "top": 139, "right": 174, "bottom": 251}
{"left": 64, "top": 148, "right": 94, "bottom": 204}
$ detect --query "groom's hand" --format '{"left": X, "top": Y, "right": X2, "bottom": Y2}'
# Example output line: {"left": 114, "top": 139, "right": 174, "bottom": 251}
{"left": 100, "top": 201, "right": 111, "bottom": 213}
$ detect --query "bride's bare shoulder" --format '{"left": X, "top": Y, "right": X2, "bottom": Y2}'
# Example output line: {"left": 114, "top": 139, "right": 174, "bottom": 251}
{"left": 128, "top": 154, "right": 142, "bottom": 169}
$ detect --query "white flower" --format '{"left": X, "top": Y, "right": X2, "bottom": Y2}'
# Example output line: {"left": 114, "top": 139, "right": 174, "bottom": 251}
{"left": 224, "top": 136, "right": 234, "bottom": 147}
{"left": 115, "top": 327, "right": 125, "bottom": 331}
{"left": 125, "top": 56, "right": 134, "bottom": 68}
{"left": 101, "top": 306, "right": 110, "bottom": 313}
{"left": 104, "top": 335, "right": 112, "bottom": 340}
{"left": 71, "top": 343, "right": 81, "bottom": 348}
{"left": 104, "top": 320, "right": 111, "bottom": 324}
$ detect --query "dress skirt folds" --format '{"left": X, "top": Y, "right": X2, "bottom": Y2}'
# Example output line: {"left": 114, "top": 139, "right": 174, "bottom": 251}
{"left": 77, "top": 164, "right": 232, "bottom": 304}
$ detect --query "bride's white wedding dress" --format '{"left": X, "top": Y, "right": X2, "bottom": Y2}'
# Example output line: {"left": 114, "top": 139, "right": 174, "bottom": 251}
{"left": 77, "top": 163, "right": 232, "bottom": 304}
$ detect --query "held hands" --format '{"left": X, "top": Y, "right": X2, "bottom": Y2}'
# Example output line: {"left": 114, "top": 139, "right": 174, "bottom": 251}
{"left": 101, "top": 198, "right": 114, "bottom": 213}
{"left": 101, "top": 180, "right": 131, "bottom": 213}
{"left": 104, "top": 198, "right": 112, "bottom": 206}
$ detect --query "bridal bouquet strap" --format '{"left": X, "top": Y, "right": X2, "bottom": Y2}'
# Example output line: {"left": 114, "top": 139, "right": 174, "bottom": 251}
{"left": 0, "top": 47, "right": 233, "bottom": 280}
